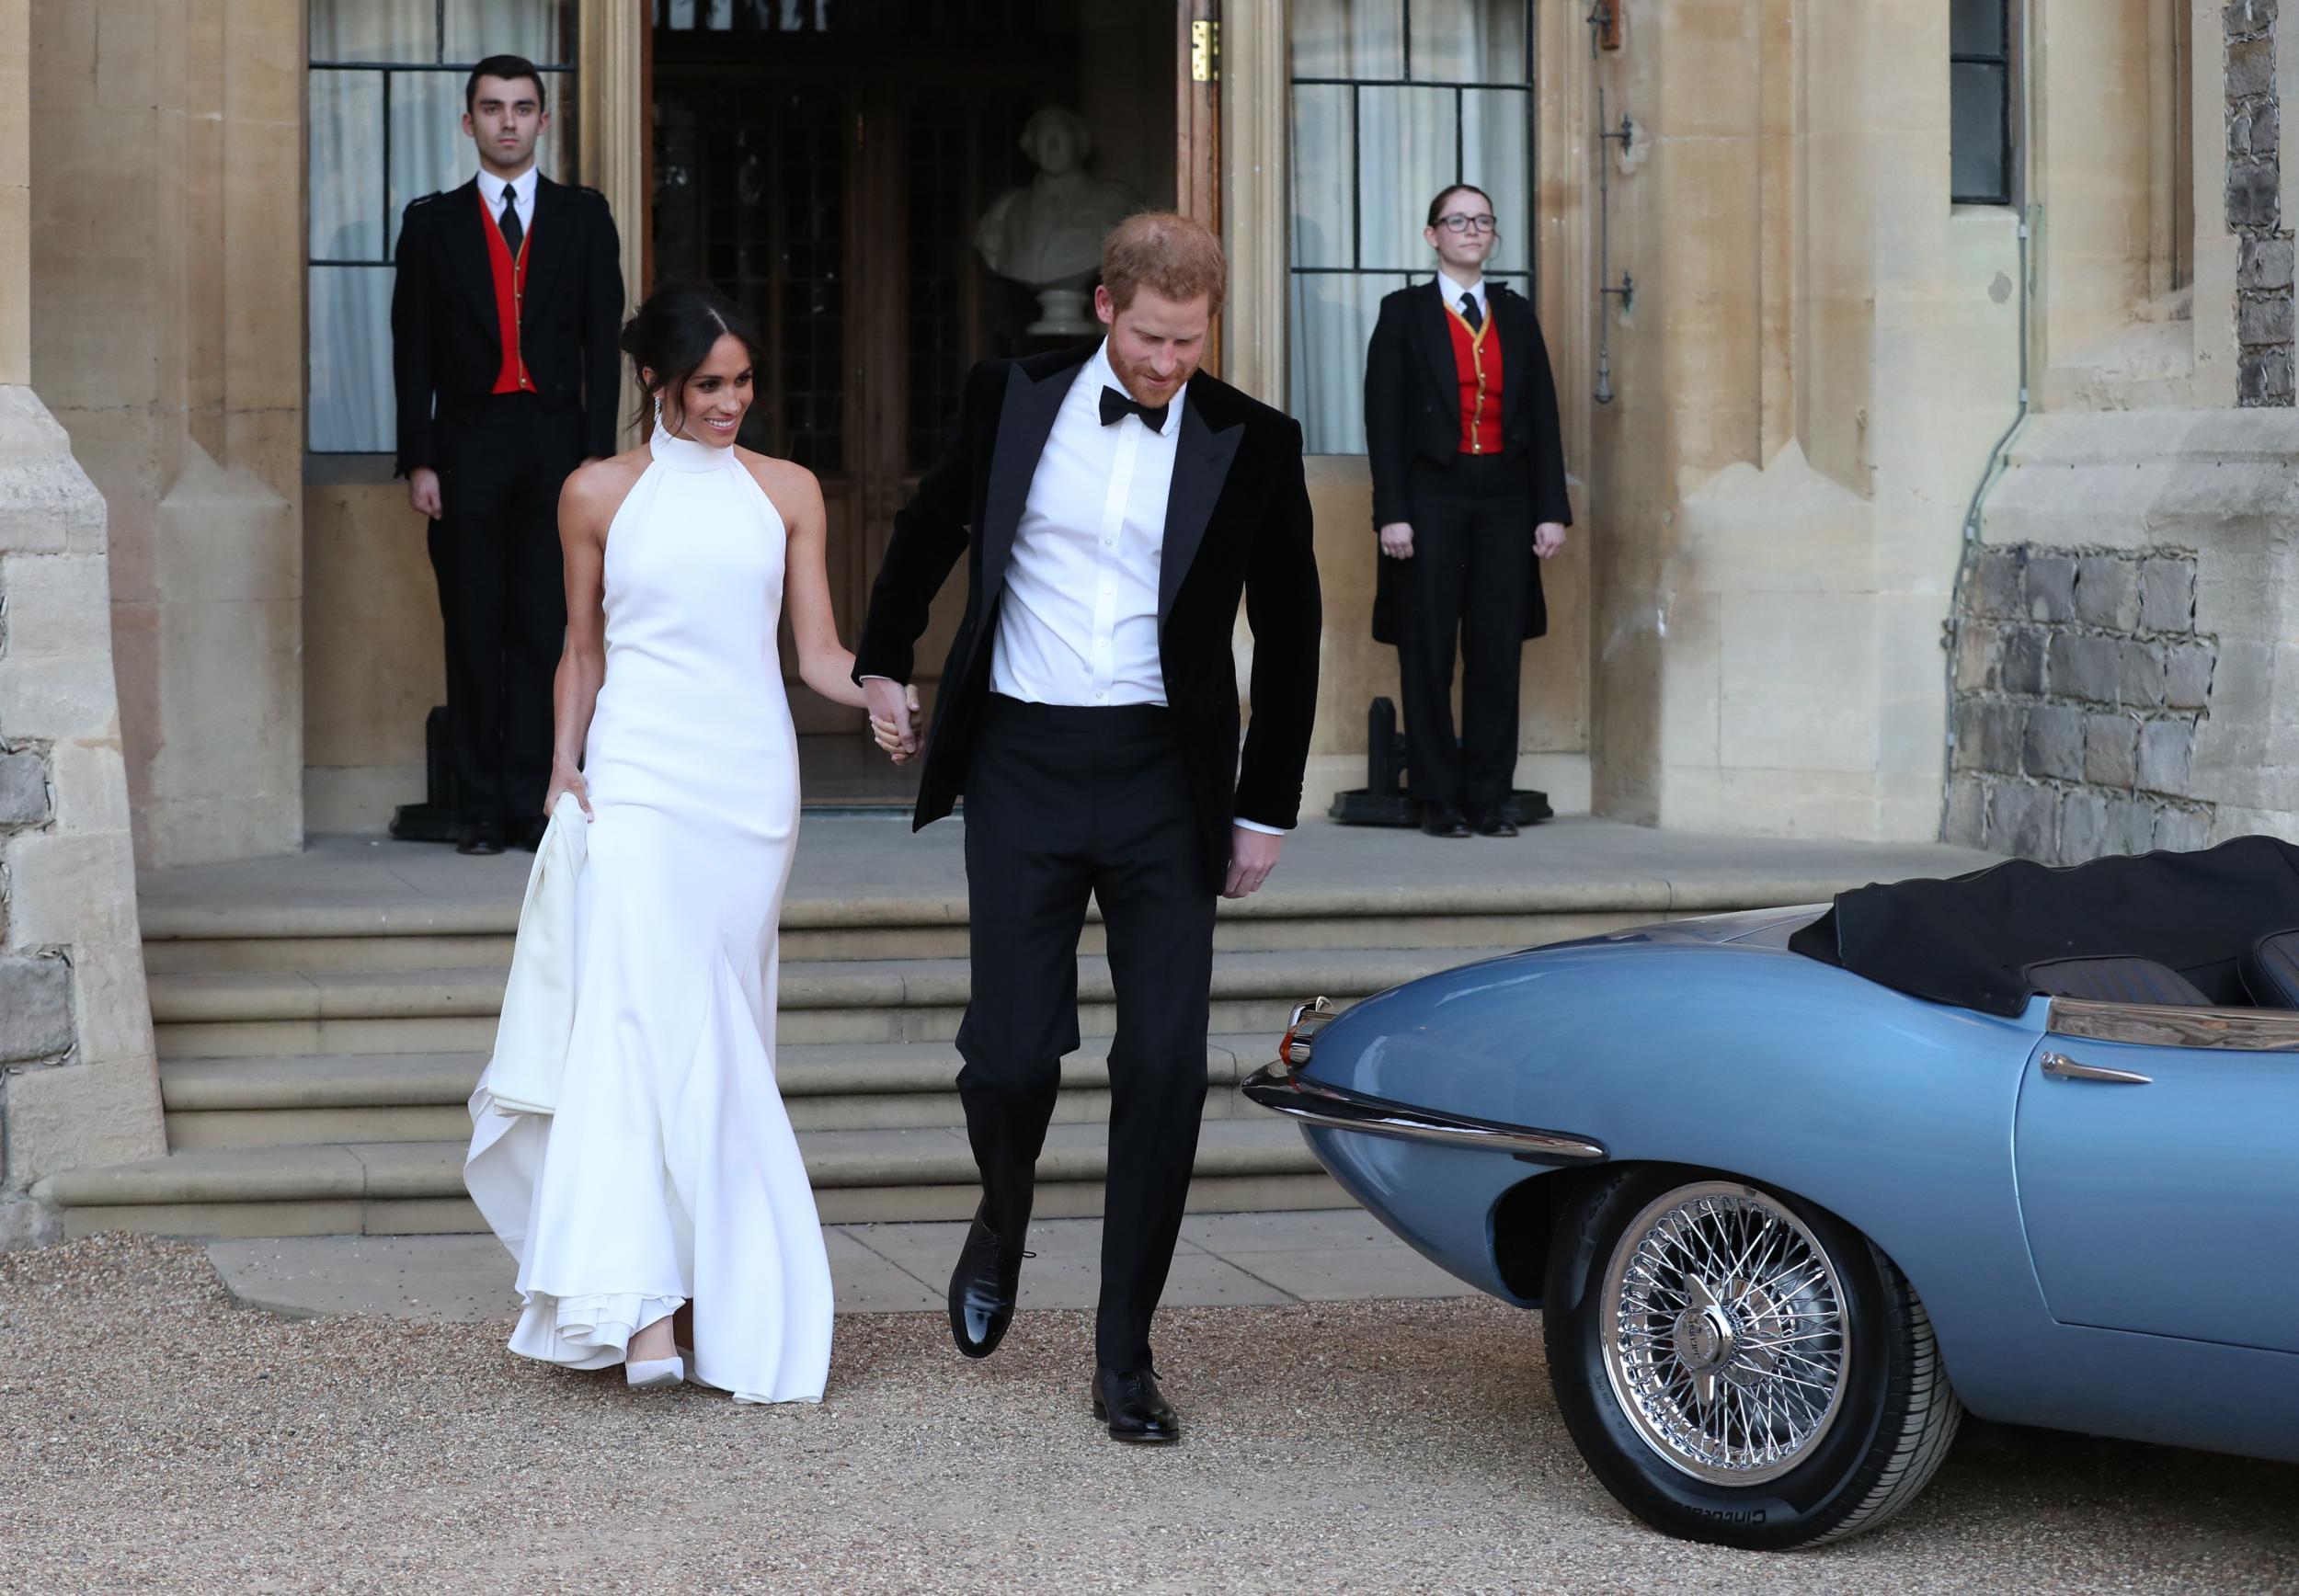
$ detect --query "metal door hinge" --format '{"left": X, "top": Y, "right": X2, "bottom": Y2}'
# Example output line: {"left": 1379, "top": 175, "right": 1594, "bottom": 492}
{"left": 2041, "top": 1051, "right": 2153, "bottom": 1086}
{"left": 1192, "top": 19, "right": 1220, "bottom": 82}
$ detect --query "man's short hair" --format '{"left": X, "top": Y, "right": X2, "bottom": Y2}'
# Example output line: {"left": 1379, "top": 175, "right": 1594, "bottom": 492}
{"left": 465, "top": 54, "right": 546, "bottom": 114}
{"left": 1101, "top": 211, "right": 1228, "bottom": 318}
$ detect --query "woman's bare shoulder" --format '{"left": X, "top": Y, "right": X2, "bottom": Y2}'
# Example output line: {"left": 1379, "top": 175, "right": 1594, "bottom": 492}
{"left": 560, "top": 448, "right": 651, "bottom": 522}
{"left": 735, "top": 449, "right": 825, "bottom": 518}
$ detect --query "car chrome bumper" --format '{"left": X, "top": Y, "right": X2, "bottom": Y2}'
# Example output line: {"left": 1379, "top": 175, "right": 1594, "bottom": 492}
{"left": 1241, "top": 1058, "right": 1608, "bottom": 1166}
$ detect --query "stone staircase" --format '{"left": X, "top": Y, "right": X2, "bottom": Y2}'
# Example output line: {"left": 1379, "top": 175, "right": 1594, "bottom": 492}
{"left": 44, "top": 884, "right": 1664, "bottom": 1239}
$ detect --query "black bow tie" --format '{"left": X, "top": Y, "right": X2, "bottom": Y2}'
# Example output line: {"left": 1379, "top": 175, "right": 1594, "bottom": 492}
{"left": 1100, "top": 385, "right": 1170, "bottom": 433}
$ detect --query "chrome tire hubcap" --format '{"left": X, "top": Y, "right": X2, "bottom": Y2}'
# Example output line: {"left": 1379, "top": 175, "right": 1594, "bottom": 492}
{"left": 1598, "top": 1181, "right": 1850, "bottom": 1485}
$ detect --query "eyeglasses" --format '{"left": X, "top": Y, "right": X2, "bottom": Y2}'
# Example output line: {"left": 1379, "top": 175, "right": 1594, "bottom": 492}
{"left": 1435, "top": 214, "right": 1499, "bottom": 234}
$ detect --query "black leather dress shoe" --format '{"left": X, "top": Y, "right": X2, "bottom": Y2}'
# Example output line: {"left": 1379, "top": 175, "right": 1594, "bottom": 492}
{"left": 1471, "top": 810, "right": 1519, "bottom": 838}
{"left": 454, "top": 821, "right": 506, "bottom": 856}
{"left": 947, "top": 1214, "right": 1029, "bottom": 1359}
{"left": 1092, "top": 1365, "right": 1179, "bottom": 1444}
{"left": 1420, "top": 804, "right": 1471, "bottom": 839}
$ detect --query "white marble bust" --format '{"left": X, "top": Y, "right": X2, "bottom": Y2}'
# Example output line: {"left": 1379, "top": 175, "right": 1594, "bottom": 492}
{"left": 975, "top": 107, "right": 1142, "bottom": 334}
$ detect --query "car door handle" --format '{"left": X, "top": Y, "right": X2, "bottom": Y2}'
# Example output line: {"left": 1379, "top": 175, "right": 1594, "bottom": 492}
{"left": 2041, "top": 1051, "right": 2152, "bottom": 1086}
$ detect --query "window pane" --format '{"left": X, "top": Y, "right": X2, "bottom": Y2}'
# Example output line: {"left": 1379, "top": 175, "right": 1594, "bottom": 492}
{"left": 1290, "top": 85, "right": 1354, "bottom": 269}
{"left": 1951, "top": 60, "right": 2008, "bottom": 202}
{"left": 1409, "top": 0, "right": 1528, "bottom": 83}
{"left": 389, "top": 73, "right": 473, "bottom": 251}
{"left": 1292, "top": 0, "right": 1403, "bottom": 79}
{"left": 1460, "top": 87, "right": 1529, "bottom": 274}
{"left": 1950, "top": 0, "right": 2005, "bottom": 58}
{"left": 1289, "top": 272, "right": 1400, "bottom": 455}
{"left": 1358, "top": 86, "right": 1458, "bottom": 269}
{"left": 310, "top": 0, "right": 434, "bottom": 62}
{"left": 445, "top": 0, "right": 578, "bottom": 66}
{"left": 309, "top": 266, "right": 396, "bottom": 452}
{"left": 310, "top": 69, "right": 384, "bottom": 260}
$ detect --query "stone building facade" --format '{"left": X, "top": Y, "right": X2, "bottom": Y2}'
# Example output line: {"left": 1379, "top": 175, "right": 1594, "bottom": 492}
{"left": 6, "top": 2, "right": 2299, "bottom": 1237}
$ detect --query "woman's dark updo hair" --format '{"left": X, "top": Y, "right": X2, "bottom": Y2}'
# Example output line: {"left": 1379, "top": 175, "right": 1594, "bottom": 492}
{"left": 620, "top": 279, "right": 766, "bottom": 436}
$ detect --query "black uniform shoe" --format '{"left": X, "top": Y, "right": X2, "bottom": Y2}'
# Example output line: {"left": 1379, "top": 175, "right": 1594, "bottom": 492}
{"left": 1470, "top": 810, "right": 1519, "bottom": 838}
{"left": 1092, "top": 1365, "right": 1180, "bottom": 1444}
{"left": 947, "top": 1213, "right": 1030, "bottom": 1359}
{"left": 1420, "top": 804, "right": 1471, "bottom": 839}
{"left": 454, "top": 821, "right": 506, "bottom": 856}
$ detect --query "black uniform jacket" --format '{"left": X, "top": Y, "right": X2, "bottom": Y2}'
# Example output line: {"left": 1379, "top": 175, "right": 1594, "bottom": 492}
{"left": 390, "top": 175, "right": 624, "bottom": 477}
{"left": 853, "top": 344, "right": 1323, "bottom": 888}
{"left": 1362, "top": 277, "right": 1573, "bottom": 644}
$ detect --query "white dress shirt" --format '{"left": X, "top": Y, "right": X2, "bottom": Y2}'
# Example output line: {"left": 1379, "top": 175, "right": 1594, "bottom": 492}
{"left": 1439, "top": 270, "right": 1488, "bottom": 325}
{"left": 477, "top": 165, "right": 539, "bottom": 238}
{"left": 992, "top": 339, "right": 1181, "bottom": 710}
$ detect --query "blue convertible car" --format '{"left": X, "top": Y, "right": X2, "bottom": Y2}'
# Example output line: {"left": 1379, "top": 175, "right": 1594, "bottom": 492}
{"left": 1243, "top": 837, "right": 2299, "bottom": 1550}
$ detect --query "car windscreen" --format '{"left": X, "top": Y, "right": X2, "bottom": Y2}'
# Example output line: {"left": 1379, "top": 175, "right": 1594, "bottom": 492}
{"left": 1787, "top": 835, "right": 2299, "bottom": 1015}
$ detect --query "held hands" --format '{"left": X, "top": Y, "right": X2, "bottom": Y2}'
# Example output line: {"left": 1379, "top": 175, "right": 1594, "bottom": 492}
{"left": 543, "top": 758, "right": 594, "bottom": 821}
{"left": 865, "top": 679, "right": 923, "bottom": 764}
{"left": 1378, "top": 521, "right": 1414, "bottom": 560}
{"left": 1223, "top": 826, "right": 1284, "bottom": 899}
{"left": 408, "top": 467, "right": 444, "bottom": 521}
{"left": 1534, "top": 521, "right": 1568, "bottom": 560}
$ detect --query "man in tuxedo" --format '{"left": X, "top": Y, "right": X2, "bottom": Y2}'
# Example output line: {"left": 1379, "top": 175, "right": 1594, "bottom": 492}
{"left": 1365, "top": 183, "right": 1571, "bottom": 839}
{"left": 855, "top": 212, "right": 1321, "bottom": 1444}
{"left": 392, "top": 53, "right": 624, "bottom": 855}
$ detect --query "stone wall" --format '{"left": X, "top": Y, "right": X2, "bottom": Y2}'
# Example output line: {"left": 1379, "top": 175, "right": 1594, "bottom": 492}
{"left": 1945, "top": 407, "right": 2299, "bottom": 863}
{"left": 1947, "top": 544, "right": 2216, "bottom": 861}
{"left": 2232, "top": 0, "right": 2297, "bottom": 403}
{"left": 0, "top": 386, "right": 166, "bottom": 1248}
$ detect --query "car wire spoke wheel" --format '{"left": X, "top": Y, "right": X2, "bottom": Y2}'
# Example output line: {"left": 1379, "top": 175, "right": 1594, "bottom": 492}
{"left": 1598, "top": 1181, "right": 1849, "bottom": 1486}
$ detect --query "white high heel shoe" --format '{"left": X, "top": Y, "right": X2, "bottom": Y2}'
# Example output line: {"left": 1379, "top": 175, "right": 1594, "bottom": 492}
{"left": 624, "top": 1354, "right": 685, "bottom": 1390}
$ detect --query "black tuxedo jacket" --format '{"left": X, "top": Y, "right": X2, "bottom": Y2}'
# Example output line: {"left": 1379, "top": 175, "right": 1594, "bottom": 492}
{"left": 854, "top": 344, "right": 1322, "bottom": 887}
{"left": 390, "top": 175, "right": 624, "bottom": 477}
{"left": 1363, "top": 278, "right": 1572, "bottom": 644}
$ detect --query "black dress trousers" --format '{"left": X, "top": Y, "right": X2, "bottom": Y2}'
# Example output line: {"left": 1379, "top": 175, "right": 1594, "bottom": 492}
{"left": 429, "top": 392, "right": 579, "bottom": 826}
{"left": 955, "top": 694, "right": 1218, "bottom": 1372}
{"left": 1396, "top": 451, "right": 1534, "bottom": 815}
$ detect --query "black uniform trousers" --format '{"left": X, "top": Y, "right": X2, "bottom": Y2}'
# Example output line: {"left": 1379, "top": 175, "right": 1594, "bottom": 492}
{"left": 955, "top": 694, "right": 1218, "bottom": 1373}
{"left": 429, "top": 392, "right": 579, "bottom": 827}
{"left": 1396, "top": 451, "right": 1535, "bottom": 815}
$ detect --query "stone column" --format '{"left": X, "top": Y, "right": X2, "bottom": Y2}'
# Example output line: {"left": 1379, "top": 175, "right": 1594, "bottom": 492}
{"left": 0, "top": 0, "right": 166, "bottom": 1248}
{"left": 580, "top": 0, "right": 645, "bottom": 451}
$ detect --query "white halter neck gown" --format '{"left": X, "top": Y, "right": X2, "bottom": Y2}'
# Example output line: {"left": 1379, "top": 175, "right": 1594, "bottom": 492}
{"left": 465, "top": 423, "right": 833, "bottom": 1404}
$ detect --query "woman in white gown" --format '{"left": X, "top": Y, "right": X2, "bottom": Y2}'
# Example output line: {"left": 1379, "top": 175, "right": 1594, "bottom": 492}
{"left": 464, "top": 281, "right": 909, "bottom": 1401}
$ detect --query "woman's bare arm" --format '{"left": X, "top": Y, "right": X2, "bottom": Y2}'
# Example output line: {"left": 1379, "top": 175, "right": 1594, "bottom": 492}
{"left": 547, "top": 452, "right": 644, "bottom": 815}
{"left": 752, "top": 455, "right": 871, "bottom": 710}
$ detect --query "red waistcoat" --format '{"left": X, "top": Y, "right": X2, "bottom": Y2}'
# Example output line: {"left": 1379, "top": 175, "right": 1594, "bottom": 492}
{"left": 1447, "top": 300, "right": 1504, "bottom": 455}
{"left": 480, "top": 188, "right": 536, "bottom": 396}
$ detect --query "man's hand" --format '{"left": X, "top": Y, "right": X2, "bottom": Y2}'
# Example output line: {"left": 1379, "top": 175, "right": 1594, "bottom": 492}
{"left": 864, "top": 677, "right": 920, "bottom": 760}
{"left": 1223, "top": 826, "right": 1284, "bottom": 900}
{"left": 408, "top": 467, "right": 443, "bottom": 520}
{"left": 1534, "top": 520, "right": 1567, "bottom": 560}
{"left": 1378, "top": 521, "right": 1414, "bottom": 560}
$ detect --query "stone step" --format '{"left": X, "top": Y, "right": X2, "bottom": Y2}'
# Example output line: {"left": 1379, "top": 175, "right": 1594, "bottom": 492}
{"left": 158, "top": 1039, "right": 1269, "bottom": 1146}
{"left": 147, "top": 947, "right": 1487, "bottom": 1059}
{"left": 41, "top": 1118, "right": 1342, "bottom": 1238}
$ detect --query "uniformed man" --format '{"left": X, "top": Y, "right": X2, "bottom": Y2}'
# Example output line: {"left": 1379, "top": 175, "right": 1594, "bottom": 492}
{"left": 392, "top": 52, "right": 625, "bottom": 854}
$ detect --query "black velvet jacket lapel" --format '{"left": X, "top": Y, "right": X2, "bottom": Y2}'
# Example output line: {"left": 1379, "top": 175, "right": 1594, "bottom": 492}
{"left": 1159, "top": 393, "right": 1244, "bottom": 626}
{"left": 974, "top": 350, "right": 1086, "bottom": 646}
{"left": 443, "top": 179, "right": 498, "bottom": 347}
{"left": 519, "top": 176, "right": 574, "bottom": 336}
{"left": 1416, "top": 279, "right": 1458, "bottom": 415}
{"left": 1495, "top": 281, "right": 1530, "bottom": 437}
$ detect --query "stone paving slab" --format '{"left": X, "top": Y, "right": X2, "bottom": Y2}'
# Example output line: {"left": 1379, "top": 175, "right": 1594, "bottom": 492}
{"left": 141, "top": 815, "right": 2001, "bottom": 934}
{"left": 205, "top": 1213, "right": 1474, "bottom": 1323}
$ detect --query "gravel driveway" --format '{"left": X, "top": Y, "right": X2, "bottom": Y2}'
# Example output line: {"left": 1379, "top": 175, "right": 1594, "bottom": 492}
{"left": 4, "top": 1236, "right": 2293, "bottom": 1593}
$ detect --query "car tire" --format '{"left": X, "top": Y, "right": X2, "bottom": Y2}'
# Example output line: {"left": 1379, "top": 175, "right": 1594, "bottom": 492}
{"left": 1543, "top": 1165, "right": 1962, "bottom": 1550}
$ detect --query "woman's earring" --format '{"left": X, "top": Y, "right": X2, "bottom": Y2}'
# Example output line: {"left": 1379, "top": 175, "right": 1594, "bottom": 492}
{"left": 652, "top": 395, "right": 663, "bottom": 428}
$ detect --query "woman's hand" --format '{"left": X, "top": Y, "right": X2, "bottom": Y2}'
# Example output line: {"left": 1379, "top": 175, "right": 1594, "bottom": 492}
{"left": 1378, "top": 521, "right": 1414, "bottom": 560}
{"left": 544, "top": 759, "right": 594, "bottom": 821}
{"left": 869, "top": 684, "right": 922, "bottom": 764}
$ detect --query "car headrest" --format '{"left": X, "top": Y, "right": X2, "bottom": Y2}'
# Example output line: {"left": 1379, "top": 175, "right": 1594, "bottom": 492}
{"left": 2024, "top": 956, "right": 2211, "bottom": 1008}
{"left": 2239, "top": 929, "right": 2299, "bottom": 1009}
